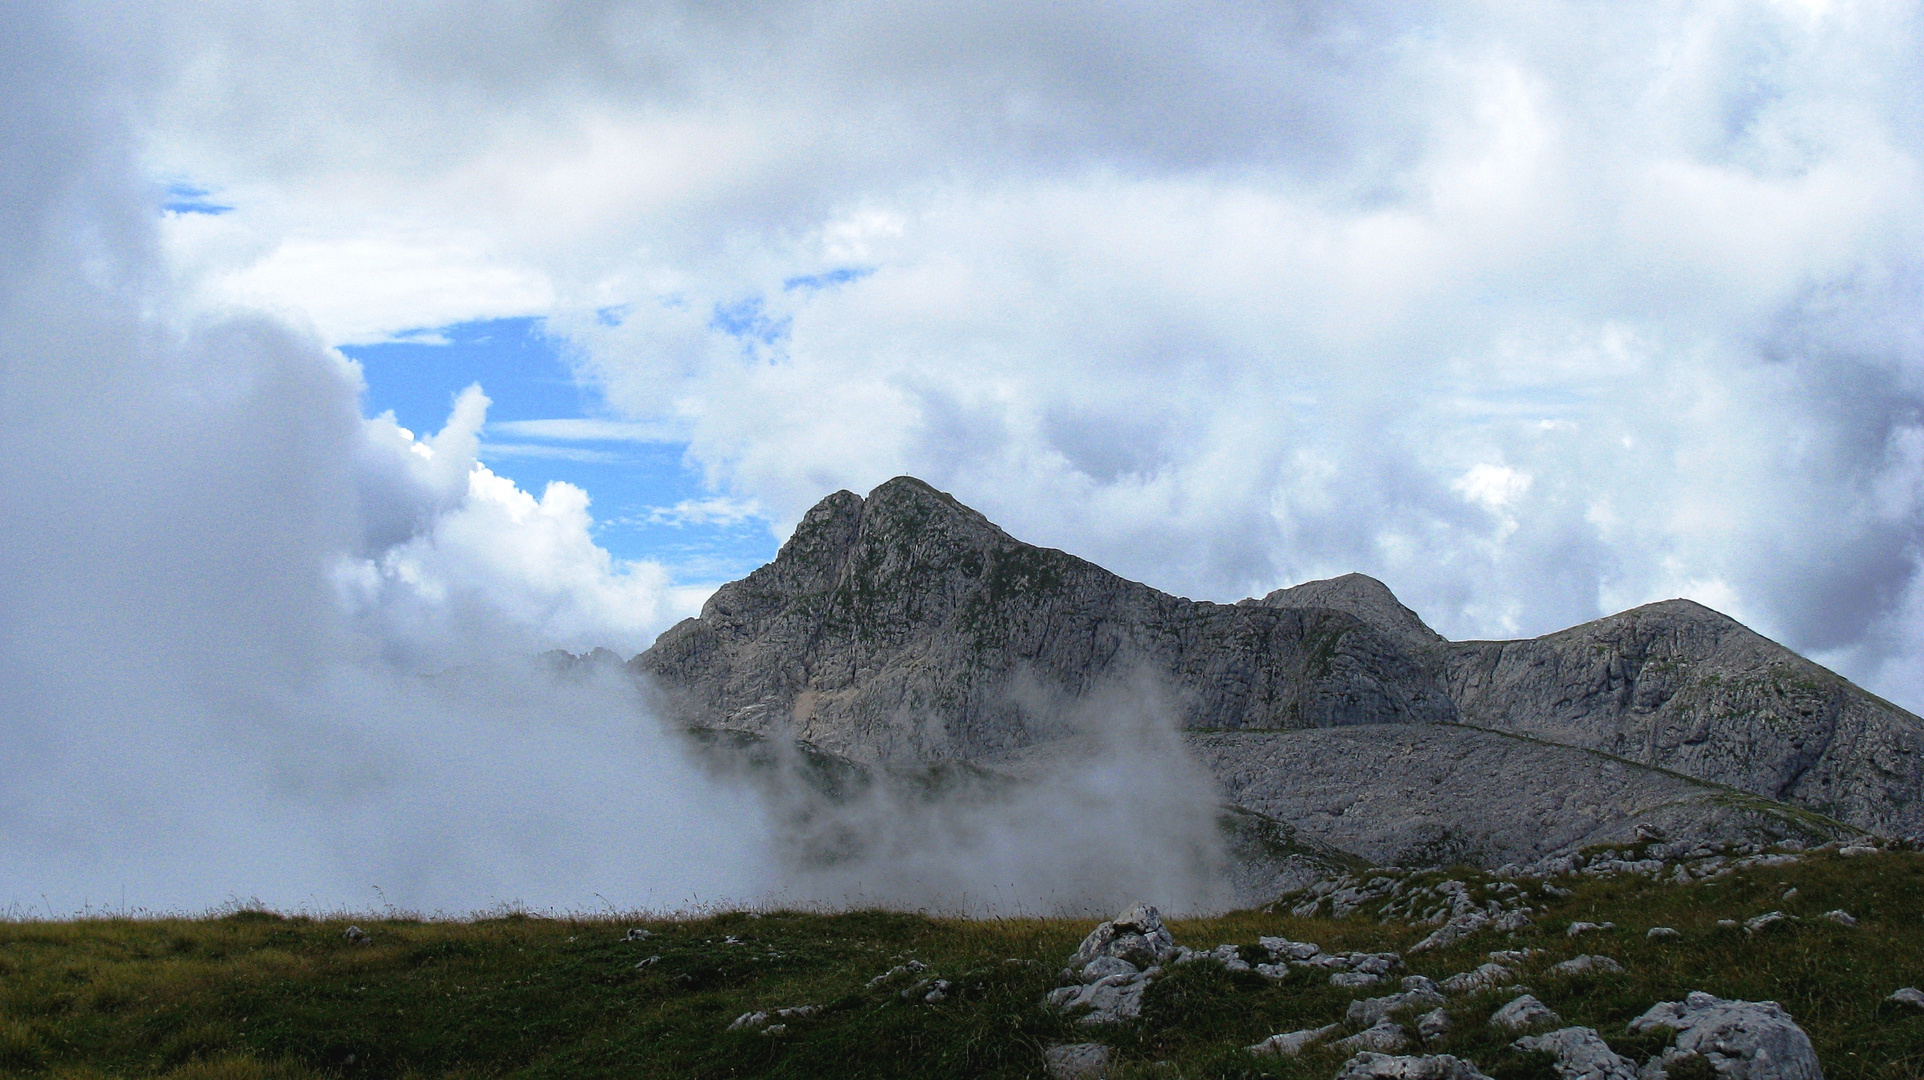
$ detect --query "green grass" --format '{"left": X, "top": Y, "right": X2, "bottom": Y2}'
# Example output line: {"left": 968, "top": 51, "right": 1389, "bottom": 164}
{"left": 2, "top": 850, "right": 1921, "bottom": 1079}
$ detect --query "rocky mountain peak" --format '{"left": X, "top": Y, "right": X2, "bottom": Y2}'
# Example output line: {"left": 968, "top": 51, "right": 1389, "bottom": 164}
{"left": 637, "top": 476, "right": 1924, "bottom": 853}
{"left": 1259, "top": 573, "right": 1446, "bottom": 652}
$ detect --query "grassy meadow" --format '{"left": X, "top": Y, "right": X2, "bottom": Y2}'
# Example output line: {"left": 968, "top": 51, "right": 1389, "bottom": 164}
{"left": 1, "top": 848, "right": 1920, "bottom": 1079}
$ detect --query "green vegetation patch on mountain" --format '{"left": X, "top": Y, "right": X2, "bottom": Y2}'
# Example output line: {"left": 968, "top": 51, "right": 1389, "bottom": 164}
{"left": 2, "top": 850, "right": 1921, "bottom": 1079}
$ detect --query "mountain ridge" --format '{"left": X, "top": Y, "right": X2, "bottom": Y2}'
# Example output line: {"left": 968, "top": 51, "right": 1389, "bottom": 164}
{"left": 632, "top": 476, "right": 1923, "bottom": 861}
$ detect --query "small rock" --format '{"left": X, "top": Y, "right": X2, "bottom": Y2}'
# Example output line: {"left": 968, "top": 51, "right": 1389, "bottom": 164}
{"left": 1548, "top": 955, "right": 1624, "bottom": 978}
{"left": 1542, "top": 883, "right": 1573, "bottom": 898}
{"left": 623, "top": 928, "right": 651, "bottom": 941}
{"left": 760, "top": 1023, "right": 787, "bottom": 1036}
{"left": 1332, "top": 1051, "right": 1496, "bottom": 1080}
{"left": 1780, "top": 887, "right": 1798, "bottom": 900}
{"left": 1205, "top": 943, "right": 1250, "bottom": 972}
{"left": 1629, "top": 991, "right": 1821, "bottom": 1080}
{"left": 1333, "top": 971, "right": 1386, "bottom": 989}
{"left": 1889, "top": 987, "right": 1924, "bottom": 1009}
{"left": 923, "top": 979, "right": 952, "bottom": 1003}
{"left": 1081, "top": 956, "right": 1140, "bottom": 981}
{"left": 1838, "top": 843, "right": 1878, "bottom": 857}
{"left": 1514, "top": 1026, "right": 1636, "bottom": 1080}
{"left": 1490, "top": 994, "right": 1561, "bottom": 1032}
{"left": 1417, "top": 1007, "right": 1452, "bottom": 1042}
{"left": 342, "top": 925, "right": 371, "bottom": 945}
{"left": 1715, "top": 919, "right": 1738, "bottom": 930}
{"left": 1335, "top": 1020, "right": 1412, "bottom": 1053}
{"left": 1565, "top": 921, "right": 1613, "bottom": 937}
{"left": 1646, "top": 927, "right": 1680, "bottom": 940}
{"left": 1440, "top": 963, "right": 1513, "bottom": 995}
{"left": 1260, "top": 935, "right": 1324, "bottom": 961}
{"left": 1044, "top": 1042, "right": 1113, "bottom": 1080}
{"left": 1248, "top": 1023, "right": 1341, "bottom": 1056}
{"left": 1821, "top": 909, "right": 1857, "bottom": 927}
{"left": 1072, "top": 902, "right": 1177, "bottom": 969}
{"left": 728, "top": 1011, "right": 768, "bottom": 1031}
{"left": 1492, "top": 909, "right": 1535, "bottom": 932}
{"left": 1411, "top": 910, "right": 1493, "bottom": 953}
{"left": 634, "top": 955, "right": 660, "bottom": 969}
{"left": 1744, "top": 911, "right": 1794, "bottom": 934}
{"left": 1349, "top": 985, "right": 1448, "bottom": 1027}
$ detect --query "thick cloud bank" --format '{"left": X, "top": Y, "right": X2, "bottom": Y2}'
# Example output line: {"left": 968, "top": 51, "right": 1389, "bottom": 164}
{"left": 150, "top": 0, "right": 1924, "bottom": 711}
{"left": 0, "top": 3, "right": 1230, "bottom": 917}
{"left": 9, "top": 1, "right": 1924, "bottom": 912}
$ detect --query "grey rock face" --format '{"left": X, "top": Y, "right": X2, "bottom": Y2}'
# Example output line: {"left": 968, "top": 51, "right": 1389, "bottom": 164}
{"left": 632, "top": 477, "right": 1921, "bottom": 860}
{"left": 1334, "top": 1052, "right": 1496, "bottom": 1080}
{"left": 1514, "top": 1027, "right": 1637, "bottom": 1080}
{"left": 1072, "top": 902, "right": 1176, "bottom": 968}
{"left": 1629, "top": 992, "right": 1823, "bottom": 1080}
{"left": 1050, "top": 903, "right": 1175, "bottom": 1025}
{"left": 1349, "top": 986, "right": 1449, "bottom": 1027}
{"left": 1445, "top": 601, "right": 1924, "bottom": 838}
{"left": 1336, "top": 1021, "right": 1413, "bottom": 1053}
{"left": 1187, "top": 728, "right": 1840, "bottom": 868}
{"left": 1491, "top": 994, "right": 1562, "bottom": 1032}
{"left": 1548, "top": 955, "right": 1624, "bottom": 977}
{"left": 1248, "top": 1023, "right": 1341, "bottom": 1056}
{"left": 1044, "top": 1042, "right": 1113, "bottom": 1079}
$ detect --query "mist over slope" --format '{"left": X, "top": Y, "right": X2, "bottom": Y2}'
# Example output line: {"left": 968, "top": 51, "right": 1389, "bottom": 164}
{"left": 638, "top": 477, "right": 1924, "bottom": 862}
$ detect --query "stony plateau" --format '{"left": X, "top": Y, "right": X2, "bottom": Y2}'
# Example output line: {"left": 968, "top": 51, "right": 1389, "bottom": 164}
{"left": 632, "top": 477, "right": 1924, "bottom": 870}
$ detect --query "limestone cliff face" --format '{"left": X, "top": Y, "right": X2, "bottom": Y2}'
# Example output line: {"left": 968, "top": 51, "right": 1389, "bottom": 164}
{"left": 634, "top": 476, "right": 1924, "bottom": 843}
{"left": 1443, "top": 601, "right": 1924, "bottom": 838}
{"left": 636, "top": 477, "right": 1457, "bottom": 763}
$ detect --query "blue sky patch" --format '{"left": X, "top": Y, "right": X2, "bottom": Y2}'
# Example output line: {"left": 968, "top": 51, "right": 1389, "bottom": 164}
{"left": 341, "top": 316, "right": 778, "bottom": 579}
{"left": 161, "top": 181, "right": 233, "bottom": 215}
{"left": 783, "top": 266, "right": 875, "bottom": 292}
{"left": 709, "top": 294, "right": 791, "bottom": 347}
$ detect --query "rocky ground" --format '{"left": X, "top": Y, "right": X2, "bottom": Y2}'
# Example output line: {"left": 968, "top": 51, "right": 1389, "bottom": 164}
{"left": 2, "top": 840, "right": 1919, "bottom": 1078}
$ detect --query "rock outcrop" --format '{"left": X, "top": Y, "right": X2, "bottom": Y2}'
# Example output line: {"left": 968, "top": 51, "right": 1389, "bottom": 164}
{"left": 1629, "top": 992, "right": 1823, "bottom": 1080}
{"left": 633, "top": 477, "right": 1924, "bottom": 859}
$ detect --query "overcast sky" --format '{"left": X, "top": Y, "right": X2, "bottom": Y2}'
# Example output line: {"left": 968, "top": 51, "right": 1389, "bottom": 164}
{"left": 5, "top": 0, "right": 1924, "bottom": 911}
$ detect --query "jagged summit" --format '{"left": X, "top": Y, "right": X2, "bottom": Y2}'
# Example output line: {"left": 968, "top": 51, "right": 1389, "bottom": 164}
{"left": 635, "top": 477, "right": 1924, "bottom": 856}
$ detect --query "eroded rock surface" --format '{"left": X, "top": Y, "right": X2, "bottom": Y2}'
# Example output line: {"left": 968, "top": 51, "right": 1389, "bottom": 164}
{"left": 1629, "top": 992, "right": 1823, "bottom": 1080}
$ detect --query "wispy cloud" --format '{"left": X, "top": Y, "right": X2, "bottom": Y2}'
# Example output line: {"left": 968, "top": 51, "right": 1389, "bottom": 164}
{"left": 603, "top": 497, "right": 768, "bottom": 529}
{"left": 486, "top": 418, "right": 683, "bottom": 444}
{"left": 477, "top": 442, "right": 627, "bottom": 464}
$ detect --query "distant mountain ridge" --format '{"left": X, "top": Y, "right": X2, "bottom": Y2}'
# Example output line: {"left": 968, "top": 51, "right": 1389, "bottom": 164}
{"left": 633, "top": 477, "right": 1924, "bottom": 864}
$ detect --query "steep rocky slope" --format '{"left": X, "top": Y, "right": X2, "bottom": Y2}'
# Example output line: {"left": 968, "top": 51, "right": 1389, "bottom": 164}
{"left": 637, "top": 477, "right": 1456, "bottom": 765}
{"left": 1443, "top": 602, "right": 1924, "bottom": 838}
{"left": 633, "top": 477, "right": 1923, "bottom": 852}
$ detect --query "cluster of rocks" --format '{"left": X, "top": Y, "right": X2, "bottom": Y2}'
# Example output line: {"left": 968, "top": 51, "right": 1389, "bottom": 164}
{"left": 1499, "top": 836, "right": 1893, "bottom": 883}
{"left": 726, "top": 1004, "right": 819, "bottom": 1036}
{"left": 864, "top": 958, "right": 958, "bottom": 1003}
{"left": 1247, "top": 948, "right": 1563, "bottom": 1059}
{"left": 1044, "top": 903, "right": 1177, "bottom": 1024}
{"left": 1040, "top": 902, "right": 1835, "bottom": 1080}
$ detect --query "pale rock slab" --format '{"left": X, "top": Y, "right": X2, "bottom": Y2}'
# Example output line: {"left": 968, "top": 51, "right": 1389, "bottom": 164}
{"left": 1628, "top": 991, "right": 1822, "bottom": 1080}
{"left": 1044, "top": 1042, "right": 1113, "bottom": 1080}
{"left": 1491, "top": 994, "right": 1562, "bottom": 1032}
{"left": 1514, "top": 1026, "right": 1637, "bottom": 1080}
{"left": 1333, "top": 1052, "right": 1497, "bottom": 1080}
